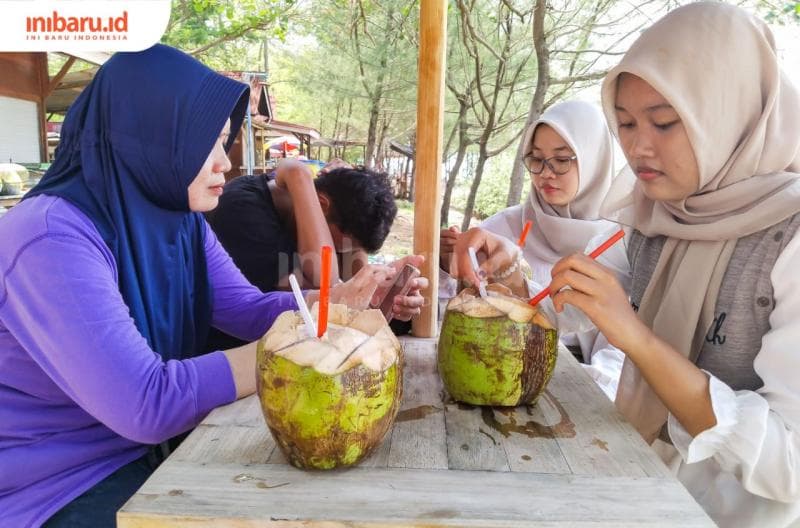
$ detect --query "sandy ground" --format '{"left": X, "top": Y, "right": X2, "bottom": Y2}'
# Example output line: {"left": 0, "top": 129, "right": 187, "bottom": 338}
{"left": 379, "top": 201, "right": 476, "bottom": 260}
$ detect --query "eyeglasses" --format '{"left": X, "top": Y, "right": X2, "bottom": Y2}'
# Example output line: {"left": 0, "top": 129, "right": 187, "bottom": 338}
{"left": 523, "top": 155, "right": 577, "bottom": 175}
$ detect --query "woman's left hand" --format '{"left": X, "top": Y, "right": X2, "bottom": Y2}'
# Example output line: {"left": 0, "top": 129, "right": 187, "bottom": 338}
{"left": 548, "top": 253, "right": 650, "bottom": 352}
{"left": 388, "top": 255, "right": 429, "bottom": 322}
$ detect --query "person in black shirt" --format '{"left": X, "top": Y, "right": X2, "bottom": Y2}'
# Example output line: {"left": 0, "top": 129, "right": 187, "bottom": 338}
{"left": 205, "top": 160, "right": 426, "bottom": 350}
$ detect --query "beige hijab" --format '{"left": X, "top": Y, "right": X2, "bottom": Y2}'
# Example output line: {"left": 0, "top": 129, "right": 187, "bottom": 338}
{"left": 512, "top": 100, "right": 616, "bottom": 264}
{"left": 599, "top": 2, "right": 800, "bottom": 443}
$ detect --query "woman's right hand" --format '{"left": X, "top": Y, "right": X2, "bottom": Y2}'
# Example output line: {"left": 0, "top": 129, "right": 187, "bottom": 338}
{"left": 306, "top": 264, "right": 395, "bottom": 310}
{"left": 548, "top": 253, "right": 650, "bottom": 352}
{"left": 452, "top": 227, "right": 519, "bottom": 286}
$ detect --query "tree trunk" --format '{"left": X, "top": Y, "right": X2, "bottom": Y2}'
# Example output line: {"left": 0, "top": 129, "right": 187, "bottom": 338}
{"left": 401, "top": 156, "right": 411, "bottom": 199}
{"left": 506, "top": 0, "right": 549, "bottom": 207}
{"left": 341, "top": 100, "right": 353, "bottom": 160}
{"left": 440, "top": 97, "right": 470, "bottom": 226}
{"left": 461, "top": 152, "right": 488, "bottom": 232}
{"left": 361, "top": 5, "right": 394, "bottom": 167}
{"left": 364, "top": 92, "right": 382, "bottom": 166}
{"left": 331, "top": 100, "right": 342, "bottom": 148}
{"left": 440, "top": 143, "right": 468, "bottom": 227}
{"left": 375, "top": 113, "right": 392, "bottom": 170}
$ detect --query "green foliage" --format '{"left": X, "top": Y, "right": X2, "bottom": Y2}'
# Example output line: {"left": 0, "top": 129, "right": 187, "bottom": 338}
{"left": 161, "top": 0, "right": 296, "bottom": 69}
{"left": 449, "top": 151, "right": 525, "bottom": 220}
{"left": 268, "top": 0, "right": 419, "bottom": 163}
{"left": 472, "top": 152, "right": 523, "bottom": 220}
{"left": 761, "top": 1, "right": 800, "bottom": 23}
{"left": 156, "top": 0, "right": 798, "bottom": 226}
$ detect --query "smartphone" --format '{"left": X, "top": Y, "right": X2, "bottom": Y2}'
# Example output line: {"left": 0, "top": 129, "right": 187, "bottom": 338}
{"left": 370, "top": 264, "right": 421, "bottom": 322}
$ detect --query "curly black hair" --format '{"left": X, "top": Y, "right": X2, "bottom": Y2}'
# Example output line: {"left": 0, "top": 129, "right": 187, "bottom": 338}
{"left": 314, "top": 166, "right": 397, "bottom": 253}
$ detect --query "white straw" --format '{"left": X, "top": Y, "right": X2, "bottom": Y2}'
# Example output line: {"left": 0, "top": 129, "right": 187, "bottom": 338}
{"left": 467, "top": 247, "right": 488, "bottom": 298}
{"left": 289, "top": 274, "right": 317, "bottom": 338}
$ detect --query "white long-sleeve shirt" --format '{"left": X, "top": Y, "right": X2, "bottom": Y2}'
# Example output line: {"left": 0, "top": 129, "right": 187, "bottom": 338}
{"left": 651, "top": 227, "right": 800, "bottom": 528}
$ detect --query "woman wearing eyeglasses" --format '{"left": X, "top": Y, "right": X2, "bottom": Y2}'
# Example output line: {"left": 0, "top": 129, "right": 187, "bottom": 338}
{"left": 440, "top": 100, "right": 628, "bottom": 398}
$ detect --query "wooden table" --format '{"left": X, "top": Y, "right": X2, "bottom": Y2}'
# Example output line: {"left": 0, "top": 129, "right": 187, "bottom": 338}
{"left": 119, "top": 338, "right": 713, "bottom": 527}
{"left": 0, "top": 194, "right": 24, "bottom": 208}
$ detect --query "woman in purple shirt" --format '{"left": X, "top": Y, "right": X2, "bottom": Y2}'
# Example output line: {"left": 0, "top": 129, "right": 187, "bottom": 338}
{"left": 0, "top": 45, "right": 407, "bottom": 527}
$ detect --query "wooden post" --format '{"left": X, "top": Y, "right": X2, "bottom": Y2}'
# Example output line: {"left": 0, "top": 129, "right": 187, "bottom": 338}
{"left": 411, "top": 0, "right": 447, "bottom": 338}
{"left": 37, "top": 53, "right": 49, "bottom": 163}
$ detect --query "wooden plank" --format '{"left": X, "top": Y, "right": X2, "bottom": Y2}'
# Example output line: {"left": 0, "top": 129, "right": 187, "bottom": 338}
{"left": 47, "top": 56, "right": 77, "bottom": 96}
{"left": 266, "top": 444, "right": 288, "bottom": 465}
{"left": 119, "top": 464, "right": 713, "bottom": 527}
{"left": 546, "top": 348, "right": 670, "bottom": 478}
{"left": 411, "top": 0, "right": 447, "bottom": 338}
{"left": 169, "top": 398, "right": 275, "bottom": 465}
{"left": 387, "top": 337, "right": 448, "bottom": 469}
{"left": 169, "top": 424, "right": 275, "bottom": 465}
{"left": 0, "top": 195, "right": 24, "bottom": 208}
{"left": 203, "top": 394, "right": 263, "bottom": 427}
{"left": 444, "top": 401, "right": 510, "bottom": 471}
{"left": 484, "top": 398, "right": 571, "bottom": 474}
{"left": 0, "top": 53, "right": 46, "bottom": 101}
{"left": 357, "top": 433, "right": 393, "bottom": 468}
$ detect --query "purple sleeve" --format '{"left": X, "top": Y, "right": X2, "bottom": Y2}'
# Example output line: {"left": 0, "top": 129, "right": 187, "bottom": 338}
{"left": 0, "top": 233, "right": 236, "bottom": 445}
{"left": 204, "top": 222, "right": 297, "bottom": 342}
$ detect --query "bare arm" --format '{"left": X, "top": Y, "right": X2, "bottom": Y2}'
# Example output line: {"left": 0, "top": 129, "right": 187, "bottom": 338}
{"left": 276, "top": 160, "right": 340, "bottom": 286}
{"left": 222, "top": 341, "right": 258, "bottom": 399}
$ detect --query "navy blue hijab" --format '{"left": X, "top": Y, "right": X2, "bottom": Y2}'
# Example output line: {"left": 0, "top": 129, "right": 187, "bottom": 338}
{"left": 26, "top": 45, "right": 249, "bottom": 360}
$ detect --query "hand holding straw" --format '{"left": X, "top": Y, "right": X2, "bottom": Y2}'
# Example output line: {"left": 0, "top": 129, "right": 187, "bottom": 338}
{"left": 467, "top": 247, "right": 488, "bottom": 298}
{"left": 528, "top": 228, "right": 625, "bottom": 307}
{"left": 517, "top": 220, "right": 533, "bottom": 247}
{"left": 318, "top": 246, "right": 333, "bottom": 338}
{"left": 289, "top": 274, "right": 317, "bottom": 338}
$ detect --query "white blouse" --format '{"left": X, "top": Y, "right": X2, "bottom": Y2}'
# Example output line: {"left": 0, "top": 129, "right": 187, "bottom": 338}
{"left": 656, "top": 227, "right": 800, "bottom": 528}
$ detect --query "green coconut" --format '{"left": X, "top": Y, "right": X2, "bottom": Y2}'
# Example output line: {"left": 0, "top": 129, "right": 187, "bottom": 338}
{"left": 257, "top": 304, "right": 402, "bottom": 470}
{"left": 0, "top": 163, "right": 26, "bottom": 196}
{"left": 438, "top": 284, "right": 558, "bottom": 406}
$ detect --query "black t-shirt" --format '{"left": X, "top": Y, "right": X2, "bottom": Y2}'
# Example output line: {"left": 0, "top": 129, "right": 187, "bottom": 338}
{"left": 204, "top": 174, "right": 411, "bottom": 351}
{"left": 204, "top": 175, "right": 298, "bottom": 351}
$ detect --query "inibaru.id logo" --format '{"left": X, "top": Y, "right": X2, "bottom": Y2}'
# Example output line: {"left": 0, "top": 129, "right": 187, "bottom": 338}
{"left": 26, "top": 10, "right": 128, "bottom": 41}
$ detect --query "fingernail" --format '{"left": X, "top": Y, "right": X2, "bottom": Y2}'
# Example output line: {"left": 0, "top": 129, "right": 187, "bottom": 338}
{"left": 478, "top": 270, "right": 487, "bottom": 279}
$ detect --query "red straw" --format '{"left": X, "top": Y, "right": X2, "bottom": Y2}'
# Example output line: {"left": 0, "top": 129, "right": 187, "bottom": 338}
{"left": 528, "top": 229, "right": 625, "bottom": 307}
{"left": 517, "top": 220, "right": 533, "bottom": 247}
{"left": 317, "top": 245, "right": 333, "bottom": 337}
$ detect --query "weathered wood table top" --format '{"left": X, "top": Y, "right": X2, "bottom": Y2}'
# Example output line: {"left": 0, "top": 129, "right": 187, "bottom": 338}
{"left": 119, "top": 337, "right": 713, "bottom": 527}
{"left": 0, "top": 194, "right": 24, "bottom": 208}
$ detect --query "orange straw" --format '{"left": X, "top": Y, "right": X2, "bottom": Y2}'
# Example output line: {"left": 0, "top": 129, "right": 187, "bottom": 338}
{"left": 517, "top": 220, "right": 533, "bottom": 247}
{"left": 528, "top": 228, "right": 625, "bottom": 307}
{"left": 317, "top": 245, "right": 333, "bottom": 337}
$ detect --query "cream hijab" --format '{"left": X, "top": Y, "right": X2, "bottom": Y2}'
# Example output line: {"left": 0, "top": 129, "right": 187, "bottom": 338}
{"left": 599, "top": 2, "right": 800, "bottom": 442}
{"left": 484, "top": 100, "right": 616, "bottom": 268}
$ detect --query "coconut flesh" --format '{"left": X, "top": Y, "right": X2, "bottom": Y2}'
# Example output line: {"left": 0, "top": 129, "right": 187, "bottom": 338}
{"left": 257, "top": 303, "right": 402, "bottom": 469}
{"left": 438, "top": 283, "right": 558, "bottom": 406}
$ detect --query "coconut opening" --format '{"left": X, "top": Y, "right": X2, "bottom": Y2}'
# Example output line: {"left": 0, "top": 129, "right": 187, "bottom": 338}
{"left": 261, "top": 304, "right": 400, "bottom": 375}
{"left": 446, "top": 283, "right": 555, "bottom": 329}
